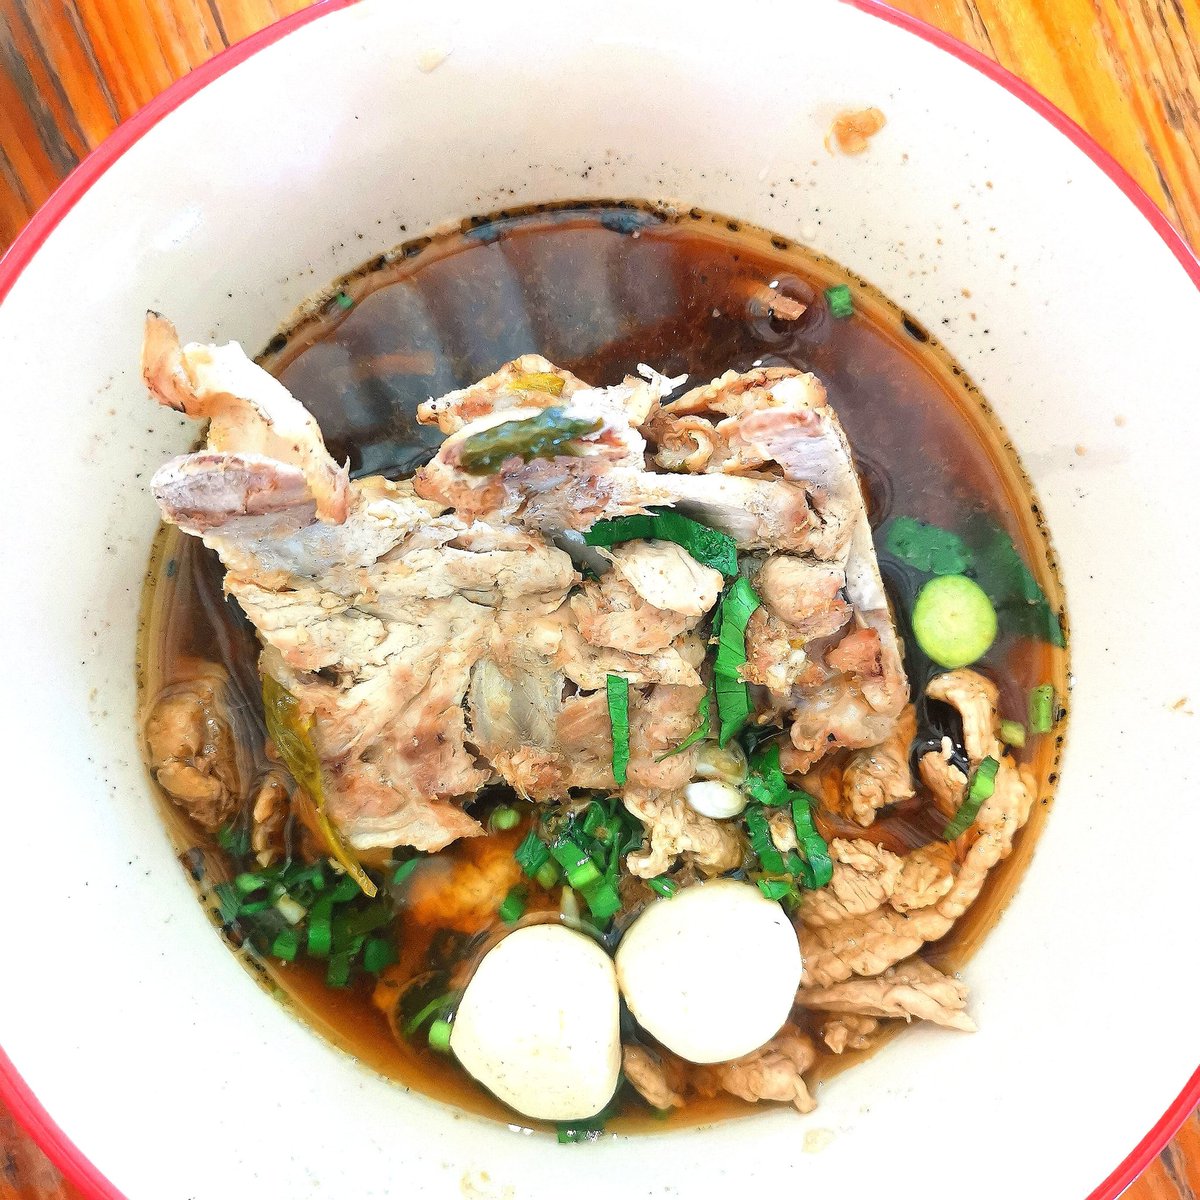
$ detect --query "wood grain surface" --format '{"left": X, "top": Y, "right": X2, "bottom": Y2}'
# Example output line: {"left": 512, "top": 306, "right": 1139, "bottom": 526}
{"left": 0, "top": 1, "right": 1197, "bottom": 1198}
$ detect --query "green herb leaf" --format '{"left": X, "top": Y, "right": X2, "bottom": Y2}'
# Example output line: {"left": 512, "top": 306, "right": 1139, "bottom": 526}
{"left": 392, "top": 857, "right": 421, "bottom": 887}
{"left": 457, "top": 406, "right": 602, "bottom": 475}
{"left": 584, "top": 509, "right": 738, "bottom": 577}
{"left": 943, "top": 756, "right": 1000, "bottom": 840}
{"left": 756, "top": 878, "right": 795, "bottom": 902}
{"left": 514, "top": 828, "right": 551, "bottom": 877}
{"left": 262, "top": 675, "right": 376, "bottom": 898}
{"left": 362, "top": 936, "right": 397, "bottom": 974}
{"left": 884, "top": 516, "right": 974, "bottom": 576}
{"left": 712, "top": 578, "right": 761, "bottom": 746}
{"left": 606, "top": 673, "right": 631, "bottom": 784}
{"left": 965, "top": 520, "right": 1065, "bottom": 648}
{"left": 647, "top": 876, "right": 678, "bottom": 898}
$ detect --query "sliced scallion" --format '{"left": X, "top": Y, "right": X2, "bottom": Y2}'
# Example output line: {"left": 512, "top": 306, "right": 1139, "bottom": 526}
{"left": 999, "top": 719, "right": 1027, "bottom": 748}
{"left": 825, "top": 283, "right": 854, "bottom": 318}
{"left": 535, "top": 860, "right": 561, "bottom": 891}
{"left": 943, "top": 756, "right": 1001, "bottom": 840}
{"left": 581, "top": 878, "right": 621, "bottom": 923}
{"left": 647, "top": 876, "right": 678, "bottom": 899}
{"left": 489, "top": 805, "right": 520, "bottom": 832}
{"left": 514, "top": 829, "right": 551, "bottom": 876}
{"left": 756, "top": 878, "right": 794, "bottom": 902}
{"left": 712, "top": 578, "right": 761, "bottom": 746}
{"left": 362, "top": 936, "right": 396, "bottom": 974}
{"left": 392, "top": 858, "right": 421, "bottom": 887}
{"left": 428, "top": 1018, "right": 453, "bottom": 1053}
{"left": 1028, "top": 684, "right": 1055, "bottom": 733}
{"left": 498, "top": 886, "right": 527, "bottom": 924}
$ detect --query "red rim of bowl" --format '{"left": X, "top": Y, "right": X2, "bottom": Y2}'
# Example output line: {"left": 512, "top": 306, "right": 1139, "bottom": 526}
{"left": 0, "top": 1, "right": 1196, "bottom": 1196}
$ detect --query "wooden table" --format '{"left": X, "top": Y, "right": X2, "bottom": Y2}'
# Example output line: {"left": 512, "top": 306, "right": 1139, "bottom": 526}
{"left": 0, "top": 1, "right": 1197, "bottom": 1196}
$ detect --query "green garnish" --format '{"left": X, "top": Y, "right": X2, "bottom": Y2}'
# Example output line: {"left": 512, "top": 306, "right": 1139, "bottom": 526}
{"left": 457, "top": 406, "right": 602, "bottom": 475}
{"left": 391, "top": 857, "right": 421, "bottom": 887}
{"left": 911, "top": 574, "right": 998, "bottom": 669}
{"left": 647, "top": 876, "right": 678, "bottom": 898}
{"left": 582, "top": 801, "right": 612, "bottom": 842}
{"left": 262, "top": 675, "right": 376, "bottom": 898}
{"left": 498, "top": 886, "right": 527, "bottom": 924}
{"left": 489, "top": 805, "right": 520, "bottom": 832}
{"left": 514, "top": 828, "right": 551, "bottom": 877}
{"left": 580, "top": 877, "right": 622, "bottom": 922}
{"left": 403, "top": 990, "right": 459, "bottom": 1039}
{"left": 584, "top": 509, "right": 738, "bottom": 577}
{"left": 884, "top": 516, "right": 974, "bottom": 576}
{"left": 999, "top": 719, "right": 1027, "bottom": 748}
{"left": 756, "top": 879, "right": 794, "bottom": 902}
{"left": 334, "top": 291, "right": 354, "bottom": 311}
{"left": 943, "top": 756, "right": 1000, "bottom": 840}
{"left": 362, "top": 936, "right": 397, "bottom": 974}
{"left": 535, "top": 860, "right": 561, "bottom": 890}
{"left": 744, "top": 744, "right": 833, "bottom": 889}
{"left": 970, "top": 521, "right": 1065, "bottom": 647}
{"left": 271, "top": 929, "right": 301, "bottom": 962}
{"left": 550, "top": 836, "right": 603, "bottom": 890}
{"left": 712, "top": 578, "right": 761, "bottom": 746}
{"left": 428, "top": 1018, "right": 454, "bottom": 1053}
{"left": 1028, "top": 684, "right": 1056, "bottom": 733}
{"left": 606, "top": 674, "right": 631, "bottom": 785}
{"left": 825, "top": 284, "right": 854, "bottom": 318}
{"left": 216, "top": 822, "right": 251, "bottom": 856}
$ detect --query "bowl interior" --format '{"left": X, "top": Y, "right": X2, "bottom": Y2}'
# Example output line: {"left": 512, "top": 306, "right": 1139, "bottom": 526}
{"left": 0, "top": 1, "right": 1198, "bottom": 1197}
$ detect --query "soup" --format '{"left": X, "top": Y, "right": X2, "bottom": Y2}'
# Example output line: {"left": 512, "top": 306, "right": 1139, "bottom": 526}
{"left": 137, "top": 202, "right": 1067, "bottom": 1137}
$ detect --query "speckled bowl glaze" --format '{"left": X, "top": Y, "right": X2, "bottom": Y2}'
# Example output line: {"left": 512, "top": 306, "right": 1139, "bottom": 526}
{"left": 0, "top": 2, "right": 1197, "bottom": 1198}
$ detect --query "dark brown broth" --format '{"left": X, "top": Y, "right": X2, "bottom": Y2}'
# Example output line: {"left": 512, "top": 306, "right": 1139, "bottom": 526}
{"left": 138, "top": 202, "right": 1068, "bottom": 1136}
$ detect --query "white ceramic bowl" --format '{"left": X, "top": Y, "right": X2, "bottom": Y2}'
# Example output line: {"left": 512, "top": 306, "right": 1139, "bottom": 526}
{"left": 1, "top": 2, "right": 1197, "bottom": 1197}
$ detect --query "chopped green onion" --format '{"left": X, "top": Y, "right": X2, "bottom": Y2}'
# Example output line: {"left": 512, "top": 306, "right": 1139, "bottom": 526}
{"left": 306, "top": 897, "right": 334, "bottom": 958}
{"left": 999, "top": 719, "right": 1027, "bottom": 748}
{"left": 712, "top": 578, "right": 761, "bottom": 746}
{"left": 328, "top": 874, "right": 361, "bottom": 903}
{"left": 214, "top": 882, "right": 241, "bottom": 924}
{"left": 334, "top": 290, "right": 354, "bottom": 311}
{"left": 566, "top": 860, "right": 602, "bottom": 891}
{"left": 1028, "top": 684, "right": 1055, "bottom": 733}
{"left": 606, "top": 674, "right": 631, "bottom": 784}
{"left": 535, "top": 860, "right": 561, "bottom": 890}
{"left": 362, "top": 936, "right": 397, "bottom": 974}
{"left": 428, "top": 1018, "right": 453, "bottom": 1053}
{"left": 234, "top": 871, "right": 265, "bottom": 894}
{"left": 403, "top": 991, "right": 457, "bottom": 1038}
{"left": 216, "top": 823, "right": 251, "bottom": 856}
{"left": 514, "top": 829, "right": 551, "bottom": 876}
{"left": 489, "top": 805, "right": 520, "bottom": 832}
{"left": 584, "top": 509, "right": 738, "bottom": 577}
{"left": 498, "top": 886, "right": 527, "bottom": 924}
{"left": 326, "top": 952, "right": 353, "bottom": 988}
{"left": 746, "top": 744, "right": 789, "bottom": 806}
{"left": 647, "top": 876, "right": 678, "bottom": 899}
{"left": 791, "top": 789, "right": 834, "bottom": 888}
{"left": 943, "top": 756, "right": 1000, "bottom": 840}
{"left": 825, "top": 284, "right": 854, "bottom": 318}
{"left": 581, "top": 878, "right": 621, "bottom": 923}
{"left": 457, "top": 406, "right": 602, "bottom": 475}
{"left": 884, "top": 516, "right": 973, "bottom": 576}
{"left": 392, "top": 858, "right": 421, "bottom": 887}
{"left": 271, "top": 929, "right": 301, "bottom": 961}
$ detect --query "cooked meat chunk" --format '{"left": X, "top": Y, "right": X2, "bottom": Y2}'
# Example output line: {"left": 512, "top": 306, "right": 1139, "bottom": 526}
{"left": 250, "top": 772, "right": 290, "bottom": 866}
{"left": 403, "top": 841, "right": 523, "bottom": 934}
{"left": 143, "top": 313, "right": 349, "bottom": 526}
{"left": 143, "top": 667, "right": 241, "bottom": 831}
{"left": 836, "top": 704, "right": 917, "bottom": 826}
{"left": 799, "top": 669, "right": 1035, "bottom": 987}
{"left": 800, "top": 839, "right": 904, "bottom": 928}
{"left": 755, "top": 554, "right": 851, "bottom": 640}
{"left": 623, "top": 788, "right": 743, "bottom": 878}
{"left": 569, "top": 549, "right": 707, "bottom": 655}
{"left": 691, "top": 1029, "right": 818, "bottom": 1113}
{"left": 801, "top": 957, "right": 976, "bottom": 1033}
{"left": 820, "top": 1013, "right": 880, "bottom": 1054}
{"left": 622, "top": 1045, "right": 685, "bottom": 1110}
